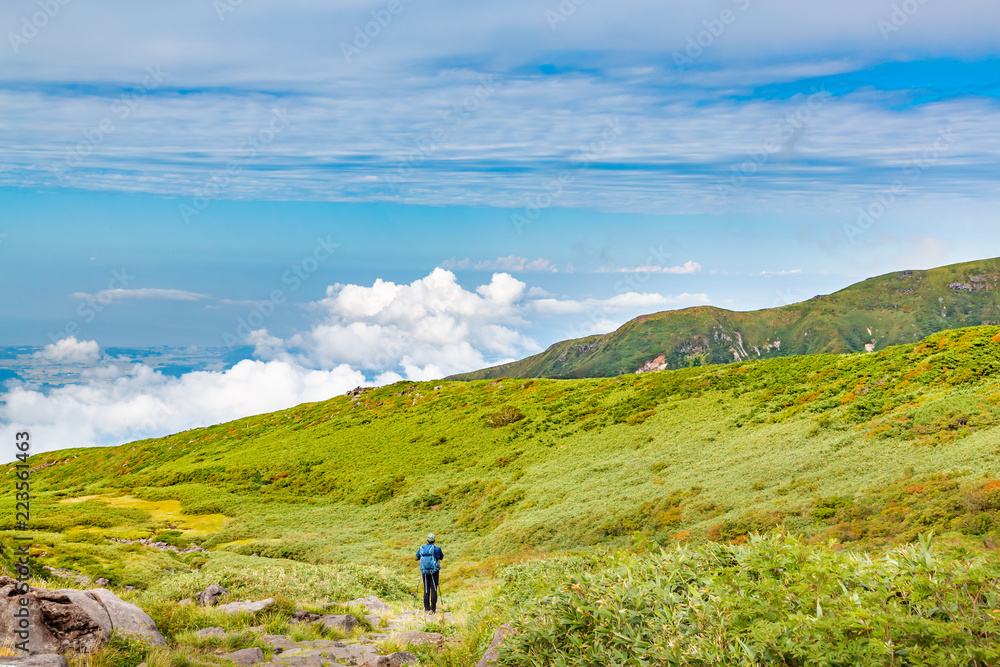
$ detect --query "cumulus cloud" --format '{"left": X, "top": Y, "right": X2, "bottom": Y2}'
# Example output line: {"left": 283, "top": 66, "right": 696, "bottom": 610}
{"left": 0, "top": 359, "right": 365, "bottom": 453}
{"left": 33, "top": 337, "right": 100, "bottom": 363}
{"left": 272, "top": 269, "right": 538, "bottom": 378}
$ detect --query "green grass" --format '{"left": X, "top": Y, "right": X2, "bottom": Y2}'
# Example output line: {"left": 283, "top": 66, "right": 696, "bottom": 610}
{"left": 451, "top": 256, "right": 1000, "bottom": 379}
{"left": 492, "top": 533, "right": 1000, "bottom": 666}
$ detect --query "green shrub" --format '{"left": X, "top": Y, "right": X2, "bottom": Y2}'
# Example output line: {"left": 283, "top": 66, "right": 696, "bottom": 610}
{"left": 498, "top": 534, "right": 1000, "bottom": 666}
{"left": 485, "top": 407, "right": 525, "bottom": 428}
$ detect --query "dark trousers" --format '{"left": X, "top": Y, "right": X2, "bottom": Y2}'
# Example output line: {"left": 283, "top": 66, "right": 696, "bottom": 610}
{"left": 422, "top": 571, "right": 439, "bottom": 611}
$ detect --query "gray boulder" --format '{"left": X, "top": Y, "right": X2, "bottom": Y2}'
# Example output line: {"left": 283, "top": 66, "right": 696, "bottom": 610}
{"left": 319, "top": 614, "right": 357, "bottom": 633}
{"left": 263, "top": 634, "right": 301, "bottom": 652}
{"left": 218, "top": 598, "right": 275, "bottom": 615}
{"left": 476, "top": 624, "right": 514, "bottom": 667}
{"left": 221, "top": 647, "right": 265, "bottom": 666}
{"left": 394, "top": 630, "right": 445, "bottom": 646}
{"left": 195, "top": 584, "right": 229, "bottom": 606}
{"left": 0, "top": 655, "right": 69, "bottom": 667}
{"left": 0, "top": 576, "right": 165, "bottom": 654}
{"left": 88, "top": 588, "right": 166, "bottom": 646}
{"left": 346, "top": 596, "right": 391, "bottom": 613}
{"left": 94, "top": 578, "right": 110, "bottom": 588}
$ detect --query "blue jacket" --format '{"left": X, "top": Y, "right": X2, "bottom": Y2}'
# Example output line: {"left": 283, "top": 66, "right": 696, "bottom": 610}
{"left": 415, "top": 544, "right": 443, "bottom": 572}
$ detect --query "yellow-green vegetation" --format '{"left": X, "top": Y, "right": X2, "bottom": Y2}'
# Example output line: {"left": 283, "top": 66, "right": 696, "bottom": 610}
{"left": 493, "top": 534, "right": 1000, "bottom": 666}
{"left": 5, "top": 325, "right": 1000, "bottom": 665}
{"left": 452, "top": 256, "right": 1000, "bottom": 379}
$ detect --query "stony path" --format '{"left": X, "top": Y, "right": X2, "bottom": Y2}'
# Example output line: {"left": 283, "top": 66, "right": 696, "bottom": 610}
{"left": 255, "top": 605, "right": 455, "bottom": 667}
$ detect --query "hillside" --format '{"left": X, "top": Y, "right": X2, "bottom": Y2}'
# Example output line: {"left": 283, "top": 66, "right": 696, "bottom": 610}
{"left": 450, "top": 257, "right": 1000, "bottom": 380}
{"left": 6, "top": 326, "right": 1000, "bottom": 582}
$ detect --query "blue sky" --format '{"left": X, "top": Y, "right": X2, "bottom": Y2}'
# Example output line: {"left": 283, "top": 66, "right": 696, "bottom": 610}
{"left": 1, "top": 0, "right": 999, "bottom": 451}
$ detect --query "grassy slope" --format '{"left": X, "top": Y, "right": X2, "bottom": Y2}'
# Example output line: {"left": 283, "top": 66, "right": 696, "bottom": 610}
{"left": 4, "top": 326, "right": 1000, "bottom": 598}
{"left": 451, "top": 257, "right": 1000, "bottom": 379}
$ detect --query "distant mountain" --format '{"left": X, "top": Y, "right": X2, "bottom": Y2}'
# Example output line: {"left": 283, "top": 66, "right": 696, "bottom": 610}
{"left": 450, "top": 257, "right": 1000, "bottom": 380}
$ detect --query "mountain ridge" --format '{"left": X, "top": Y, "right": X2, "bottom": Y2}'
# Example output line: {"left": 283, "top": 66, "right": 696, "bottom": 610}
{"left": 449, "top": 256, "right": 1000, "bottom": 380}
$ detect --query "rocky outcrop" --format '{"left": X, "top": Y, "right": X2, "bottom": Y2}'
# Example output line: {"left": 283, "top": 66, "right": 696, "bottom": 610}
{"left": 86, "top": 588, "right": 165, "bottom": 647}
{"left": 221, "top": 647, "right": 265, "bottom": 665}
{"left": 363, "top": 652, "right": 416, "bottom": 667}
{"left": 108, "top": 538, "right": 206, "bottom": 554}
{"left": 218, "top": 598, "right": 275, "bottom": 615}
{"left": 635, "top": 354, "right": 668, "bottom": 374}
{"left": 319, "top": 614, "right": 358, "bottom": 633}
{"left": 394, "top": 630, "right": 444, "bottom": 646}
{"left": 0, "top": 655, "right": 69, "bottom": 667}
{"left": 196, "top": 584, "right": 229, "bottom": 606}
{"left": 346, "top": 596, "right": 391, "bottom": 613}
{"left": 0, "top": 577, "right": 165, "bottom": 654}
{"left": 476, "top": 624, "right": 514, "bottom": 667}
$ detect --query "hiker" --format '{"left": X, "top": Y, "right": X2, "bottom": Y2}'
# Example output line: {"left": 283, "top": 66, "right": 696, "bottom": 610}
{"left": 416, "top": 532, "right": 444, "bottom": 613}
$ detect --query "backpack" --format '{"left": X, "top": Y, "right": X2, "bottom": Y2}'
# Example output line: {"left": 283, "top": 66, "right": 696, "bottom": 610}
{"left": 418, "top": 544, "right": 438, "bottom": 574}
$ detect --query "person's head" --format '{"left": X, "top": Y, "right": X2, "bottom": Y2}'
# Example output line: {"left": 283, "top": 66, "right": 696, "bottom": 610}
{"left": 427, "top": 533, "right": 436, "bottom": 543}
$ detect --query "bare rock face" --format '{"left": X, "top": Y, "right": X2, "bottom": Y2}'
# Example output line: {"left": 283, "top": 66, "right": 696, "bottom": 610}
{"left": 0, "top": 655, "right": 69, "bottom": 667}
{"left": 319, "top": 614, "right": 357, "bottom": 633}
{"left": 221, "top": 647, "right": 265, "bottom": 666}
{"left": 196, "top": 584, "right": 230, "bottom": 606}
{"left": 476, "top": 624, "right": 514, "bottom": 667}
{"left": 0, "top": 577, "right": 165, "bottom": 654}
{"left": 217, "top": 598, "right": 275, "bottom": 615}
{"left": 393, "top": 630, "right": 444, "bottom": 647}
{"left": 345, "top": 597, "right": 391, "bottom": 613}
{"left": 87, "top": 588, "right": 166, "bottom": 646}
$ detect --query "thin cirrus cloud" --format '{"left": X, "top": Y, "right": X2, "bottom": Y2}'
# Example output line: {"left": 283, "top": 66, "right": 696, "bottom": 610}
{"left": 0, "top": 1, "right": 998, "bottom": 213}
{"left": 72, "top": 288, "right": 213, "bottom": 302}
{"left": 441, "top": 256, "right": 558, "bottom": 272}
{"left": 595, "top": 261, "right": 702, "bottom": 274}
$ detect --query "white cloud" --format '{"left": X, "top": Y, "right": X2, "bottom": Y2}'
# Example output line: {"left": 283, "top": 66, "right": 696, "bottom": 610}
{"left": 474, "top": 256, "right": 558, "bottom": 272}
{"left": 758, "top": 269, "right": 803, "bottom": 276}
{"left": 596, "top": 261, "right": 702, "bottom": 274}
{"left": 439, "top": 258, "right": 471, "bottom": 270}
{"left": 264, "top": 269, "right": 538, "bottom": 378}
{"left": 33, "top": 337, "right": 100, "bottom": 363}
{"left": 0, "top": 359, "right": 365, "bottom": 453}
{"left": 531, "top": 291, "right": 710, "bottom": 315}
{"left": 72, "top": 288, "right": 211, "bottom": 302}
